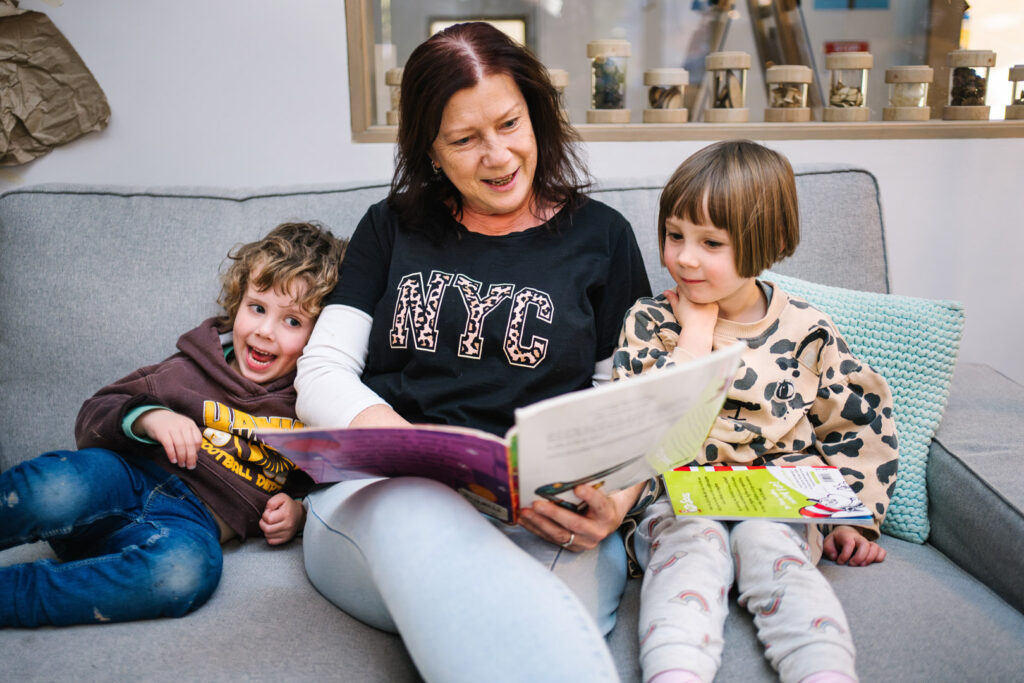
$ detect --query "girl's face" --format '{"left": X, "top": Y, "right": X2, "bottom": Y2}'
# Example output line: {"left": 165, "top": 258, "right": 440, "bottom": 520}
{"left": 663, "top": 214, "right": 763, "bottom": 322}
{"left": 231, "top": 277, "right": 313, "bottom": 384}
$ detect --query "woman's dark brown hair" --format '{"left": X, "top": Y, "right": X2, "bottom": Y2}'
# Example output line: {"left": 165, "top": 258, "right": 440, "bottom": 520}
{"left": 389, "top": 22, "right": 589, "bottom": 239}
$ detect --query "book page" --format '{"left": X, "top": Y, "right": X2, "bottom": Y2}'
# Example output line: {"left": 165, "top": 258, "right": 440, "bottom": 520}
{"left": 514, "top": 343, "right": 744, "bottom": 510}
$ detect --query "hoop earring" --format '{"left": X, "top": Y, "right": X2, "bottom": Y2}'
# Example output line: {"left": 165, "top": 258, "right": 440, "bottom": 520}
{"left": 430, "top": 161, "right": 442, "bottom": 177}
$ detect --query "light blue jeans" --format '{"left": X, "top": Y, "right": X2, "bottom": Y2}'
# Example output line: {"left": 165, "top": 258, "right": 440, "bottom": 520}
{"left": 0, "top": 448, "right": 222, "bottom": 627}
{"left": 303, "top": 478, "right": 626, "bottom": 683}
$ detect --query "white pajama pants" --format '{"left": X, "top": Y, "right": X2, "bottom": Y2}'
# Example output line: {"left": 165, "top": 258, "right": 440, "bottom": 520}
{"left": 636, "top": 498, "right": 857, "bottom": 683}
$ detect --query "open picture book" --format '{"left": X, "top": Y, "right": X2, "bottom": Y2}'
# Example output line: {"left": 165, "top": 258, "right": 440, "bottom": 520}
{"left": 662, "top": 464, "right": 873, "bottom": 526}
{"left": 261, "top": 343, "right": 745, "bottom": 524}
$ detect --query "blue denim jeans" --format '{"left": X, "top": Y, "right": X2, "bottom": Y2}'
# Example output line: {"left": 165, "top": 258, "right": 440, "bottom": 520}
{"left": 0, "top": 448, "right": 222, "bottom": 627}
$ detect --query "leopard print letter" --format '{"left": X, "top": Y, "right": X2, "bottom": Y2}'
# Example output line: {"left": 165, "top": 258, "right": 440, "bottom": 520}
{"left": 454, "top": 274, "right": 515, "bottom": 359}
{"left": 390, "top": 270, "right": 453, "bottom": 351}
{"left": 504, "top": 287, "right": 553, "bottom": 368}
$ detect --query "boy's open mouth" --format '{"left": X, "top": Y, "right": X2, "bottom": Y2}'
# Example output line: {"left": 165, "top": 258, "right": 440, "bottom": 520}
{"left": 247, "top": 346, "right": 277, "bottom": 368}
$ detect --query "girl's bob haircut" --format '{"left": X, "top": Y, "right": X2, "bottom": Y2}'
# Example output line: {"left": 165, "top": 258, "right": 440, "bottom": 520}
{"left": 658, "top": 139, "right": 799, "bottom": 278}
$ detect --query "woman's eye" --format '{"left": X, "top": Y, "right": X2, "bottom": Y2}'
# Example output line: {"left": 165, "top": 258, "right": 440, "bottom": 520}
{"left": 501, "top": 117, "right": 518, "bottom": 129}
{"left": 453, "top": 136, "right": 471, "bottom": 146}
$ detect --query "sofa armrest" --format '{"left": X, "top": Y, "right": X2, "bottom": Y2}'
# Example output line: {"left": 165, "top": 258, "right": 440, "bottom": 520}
{"left": 927, "top": 361, "right": 1024, "bottom": 613}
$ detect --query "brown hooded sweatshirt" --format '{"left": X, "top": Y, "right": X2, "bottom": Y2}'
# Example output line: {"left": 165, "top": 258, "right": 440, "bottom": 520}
{"left": 75, "top": 318, "right": 314, "bottom": 540}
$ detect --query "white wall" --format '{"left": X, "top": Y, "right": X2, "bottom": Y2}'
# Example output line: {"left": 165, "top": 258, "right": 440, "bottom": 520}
{"left": 3, "top": 1, "right": 1022, "bottom": 385}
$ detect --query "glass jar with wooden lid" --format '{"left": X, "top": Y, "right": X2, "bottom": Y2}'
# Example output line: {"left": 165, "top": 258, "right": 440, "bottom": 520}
{"left": 943, "top": 49, "right": 996, "bottom": 121}
{"left": 1006, "top": 65, "right": 1024, "bottom": 120}
{"left": 883, "top": 65, "right": 933, "bottom": 121}
{"left": 824, "top": 52, "right": 872, "bottom": 122}
{"left": 765, "top": 65, "right": 812, "bottom": 122}
{"left": 643, "top": 68, "right": 689, "bottom": 123}
{"left": 587, "top": 39, "right": 631, "bottom": 123}
{"left": 547, "top": 68, "right": 570, "bottom": 122}
{"left": 385, "top": 67, "right": 403, "bottom": 126}
{"left": 704, "top": 51, "right": 750, "bottom": 123}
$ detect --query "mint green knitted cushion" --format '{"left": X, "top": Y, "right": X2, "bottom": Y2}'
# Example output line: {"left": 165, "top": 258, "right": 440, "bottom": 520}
{"left": 765, "top": 272, "right": 966, "bottom": 543}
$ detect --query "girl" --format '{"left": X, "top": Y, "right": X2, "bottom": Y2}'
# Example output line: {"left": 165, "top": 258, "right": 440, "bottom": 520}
{"left": 613, "top": 140, "right": 899, "bottom": 683}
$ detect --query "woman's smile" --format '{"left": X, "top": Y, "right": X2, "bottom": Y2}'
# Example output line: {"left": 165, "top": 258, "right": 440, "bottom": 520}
{"left": 484, "top": 169, "right": 518, "bottom": 187}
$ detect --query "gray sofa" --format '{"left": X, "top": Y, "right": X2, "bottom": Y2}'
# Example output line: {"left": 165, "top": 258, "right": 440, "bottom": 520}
{"left": 2, "top": 166, "right": 1023, "bottom": 682}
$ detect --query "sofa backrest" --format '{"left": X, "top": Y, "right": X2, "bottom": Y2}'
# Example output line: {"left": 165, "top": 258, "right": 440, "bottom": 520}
{"left": 592, "top": 165, "right": 889, "bottom": 296}
{"left": 0, "top": 165, "right": 887, "bottom": 471}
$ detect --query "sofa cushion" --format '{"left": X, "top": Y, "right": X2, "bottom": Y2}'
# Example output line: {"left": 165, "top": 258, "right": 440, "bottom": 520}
{"left": 0, "top": 540, "right": 420, "bottom": 681}
{"left": 606, "top": 535, "right": 1024, "bottom": 682}
{"left": 7, "top": 535, "right": 1024, "bottom": 682}
{"left": 929, "top": 361, "right": 1024, "bottom": 612}
{"left": 764, "top": 272, "right": 965, "bottom": 542}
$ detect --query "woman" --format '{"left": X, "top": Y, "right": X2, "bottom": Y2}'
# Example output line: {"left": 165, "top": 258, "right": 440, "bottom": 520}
{"left": 295, "top": 22, "right": 651, "bottom": 681}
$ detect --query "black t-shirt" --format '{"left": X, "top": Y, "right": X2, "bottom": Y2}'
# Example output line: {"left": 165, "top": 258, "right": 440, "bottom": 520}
{"left": 329, "top": 197, "right": 652, "bottom": 436}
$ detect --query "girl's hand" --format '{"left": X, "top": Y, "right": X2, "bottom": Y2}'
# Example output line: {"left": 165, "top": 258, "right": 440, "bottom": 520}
{"left": 664, "top": 287, "right": 718, "bottom": 357}
{"left": 824, "top": 525, "right": 886, "bottom": 566}
{"left": 260, "top": 493, "right": 306, "bottom": 545}
{"left": 136, "top": 409, "right": 203, "bottom": 469}
{"left": 518, "top": 482, "right": 644, "bottom": 551}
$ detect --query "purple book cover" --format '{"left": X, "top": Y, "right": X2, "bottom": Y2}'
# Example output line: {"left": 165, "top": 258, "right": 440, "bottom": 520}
{"left": 262, "top": 427, "right": 517, "bottom": 522}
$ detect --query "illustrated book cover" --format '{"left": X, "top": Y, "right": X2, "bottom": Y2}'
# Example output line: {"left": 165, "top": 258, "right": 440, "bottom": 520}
{"left": 661, "top": 464, "right": 873, "bottom": 526}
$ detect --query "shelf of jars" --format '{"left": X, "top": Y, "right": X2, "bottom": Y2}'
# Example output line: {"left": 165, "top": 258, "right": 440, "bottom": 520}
{"left": 353, "top": 48, "right": 1024, "bottom": 142}
{"left": 351, "top": 119, "right": 1024, "bottom": 144}
{"left": 346, "top": 0, "right": 1024, "bottom": 144}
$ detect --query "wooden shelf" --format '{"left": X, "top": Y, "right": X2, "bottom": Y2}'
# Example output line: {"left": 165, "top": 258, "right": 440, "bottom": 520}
{"left": 345, "top": 0, "right": 1024, "bottom": 144}
{"left": 352, "top": 119, "right": 1024, "bottom": 144}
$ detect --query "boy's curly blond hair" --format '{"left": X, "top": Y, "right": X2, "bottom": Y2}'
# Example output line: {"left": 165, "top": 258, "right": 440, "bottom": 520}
{"left": 217, "top": 221, "right": 347, "bottom": 327}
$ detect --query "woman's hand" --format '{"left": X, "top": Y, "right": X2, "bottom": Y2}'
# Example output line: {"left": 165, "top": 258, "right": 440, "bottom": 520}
{"left": 518, "top": 481, "right": 646, "bottom": 551}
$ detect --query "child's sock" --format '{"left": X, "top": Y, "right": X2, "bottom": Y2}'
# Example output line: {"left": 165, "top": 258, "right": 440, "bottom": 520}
{"left": 647, "top": 670, "right": 703, "bottom": 683}
{"left": 799, "top": 672, "right": 856, "bottom": 683}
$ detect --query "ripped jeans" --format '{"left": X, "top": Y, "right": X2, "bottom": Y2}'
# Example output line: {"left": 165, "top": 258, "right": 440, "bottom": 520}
{"left": 0, "top": 448, "right": 222, "bottom": 627}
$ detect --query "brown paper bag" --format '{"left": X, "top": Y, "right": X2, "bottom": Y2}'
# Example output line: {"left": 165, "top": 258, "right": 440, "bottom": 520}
{"left": 0, "top": 1, "right": 110, "bottom": 165}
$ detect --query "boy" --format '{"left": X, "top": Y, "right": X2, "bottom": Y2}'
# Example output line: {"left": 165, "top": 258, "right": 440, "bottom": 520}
{"left": 1, "top": 222, "right": 346, "bottom": 627}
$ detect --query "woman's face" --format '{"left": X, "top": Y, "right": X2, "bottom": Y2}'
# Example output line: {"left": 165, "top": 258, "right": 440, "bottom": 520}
{"left": 429, "top": 73, "right": 538, "bottom": 219}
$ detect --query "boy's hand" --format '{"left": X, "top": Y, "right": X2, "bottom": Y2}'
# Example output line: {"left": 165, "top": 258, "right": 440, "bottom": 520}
{"left": 260, "top": 493, "right": 305, "bottom": 545}
{"left": 664, "top": 287, "right": 718, "bottom": 357}
{"left": 824, "top": 525, "right": 886, "bottom": 566}
{"left": 136, "top": 409, "right": 203, "bottom": 469}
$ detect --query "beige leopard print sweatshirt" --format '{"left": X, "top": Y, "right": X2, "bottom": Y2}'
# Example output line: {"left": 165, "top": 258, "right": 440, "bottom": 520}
{"left": 612, "top": 281, "right": 899, "bottom": 539}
